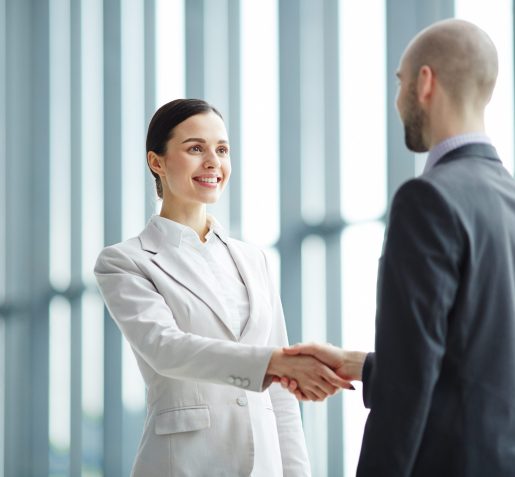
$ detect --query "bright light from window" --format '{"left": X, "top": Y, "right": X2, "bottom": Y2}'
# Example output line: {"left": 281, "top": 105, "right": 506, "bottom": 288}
{"left": 455, "top": 0, "right": 514, "bottom": 174}
{"left": 122, "top": 0, "right": 146, "bottom": 240}
{"left": 50, "top": 0, "right": 71, "bottom": 291}
{"left": 302, "top": 235, "right": 328, "bottom": 475}
{"left": 300, "top": 0, "right": 326, "bottom": 225}
{"left": 241, "top": 0, "right": 280, "bottom": 246}
{"left": 340, "top": 0, "right": 387, "bottom": 222}
{"left": 81, "top": 292, "right": 104, "bottom": 418}
{"left": 81, "top": 0, "right": 104, "bottom": 285}
{"left": 155, "top": 0, "right": 185, "bottom": 107}
{"left": 0, "top": 0, "right": 5, "bottom": 305}
{"left": 49, "top": 297, "right": 71, "bottom": 455}
{"left": 0, "top": 318, "right": 4, "bottom": 477}
{"left": 81, "top": 291, "right": 104, "bottom": 475}
{"left": 341, "top": 221, "right": 384, "bottom": 476}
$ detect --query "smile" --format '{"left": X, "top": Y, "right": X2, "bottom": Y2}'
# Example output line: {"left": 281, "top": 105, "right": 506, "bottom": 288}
{"left": 194, "top": 177, "right": 220, "bottom": 184}
{"left": 193, "top": 176, "right": 222, "bottom": 188}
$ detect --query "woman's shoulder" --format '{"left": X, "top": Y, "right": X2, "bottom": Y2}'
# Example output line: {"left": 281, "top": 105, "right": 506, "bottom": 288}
{"left": 95, "top": 235, "right": 145, "bottom": 273}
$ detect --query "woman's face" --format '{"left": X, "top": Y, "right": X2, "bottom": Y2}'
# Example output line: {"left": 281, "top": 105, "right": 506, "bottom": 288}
{"left": 159, "top": 111, "right": 231, "bottom": 207}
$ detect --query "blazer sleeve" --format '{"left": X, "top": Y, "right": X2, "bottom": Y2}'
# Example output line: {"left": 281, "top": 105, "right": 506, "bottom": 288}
{"left": 362, "top": 352, "right": 375, "bottom": 409}
{"left": 94, "top": 244, "right": 275, "bottom": 392}
{"left": 262, "top": 252, "right": 312, "bottom": 477}
{"left": 357, "top": 179, "right": 463, "bottom": 476}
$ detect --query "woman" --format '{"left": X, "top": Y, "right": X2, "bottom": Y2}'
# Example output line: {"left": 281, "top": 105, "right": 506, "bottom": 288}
{"left": 95, "top": 99, "right": 341, "bottom": 476}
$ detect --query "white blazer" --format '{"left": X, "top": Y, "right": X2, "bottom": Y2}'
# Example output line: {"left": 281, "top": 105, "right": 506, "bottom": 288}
{"left": 94, "top": 216, "right": 311, "bottom": 477}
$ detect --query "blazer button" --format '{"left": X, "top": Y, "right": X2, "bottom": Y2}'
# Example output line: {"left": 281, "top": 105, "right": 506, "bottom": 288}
{"left": 236, "top": 396, "right": 248, "bottom": 407}
{"left": 228, "top": 376, "right": 235, "bottom": 384}
{"left": 234, "top": 377, "right": 242, "bottom": 386}
{"left": 242, "top": 378, "right": 250, "bottom": 388}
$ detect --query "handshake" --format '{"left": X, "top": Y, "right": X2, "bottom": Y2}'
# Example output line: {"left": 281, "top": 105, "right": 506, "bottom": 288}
{"left": 266, "top": 343, "right": 368, "bottom": 401}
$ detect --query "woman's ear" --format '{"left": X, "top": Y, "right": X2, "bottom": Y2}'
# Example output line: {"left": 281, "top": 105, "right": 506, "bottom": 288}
{"left": 147, "top": 151, "right": 164, "bottom": 177}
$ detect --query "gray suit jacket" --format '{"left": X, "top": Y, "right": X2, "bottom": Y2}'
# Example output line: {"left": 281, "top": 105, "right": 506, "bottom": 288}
{"left": 359, "top": 144, "right": 515, "bottom": 476}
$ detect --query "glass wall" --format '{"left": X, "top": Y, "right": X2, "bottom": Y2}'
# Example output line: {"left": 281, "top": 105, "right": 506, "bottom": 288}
{"left": 0, "top": 0, "right": 513, "bottom": 475}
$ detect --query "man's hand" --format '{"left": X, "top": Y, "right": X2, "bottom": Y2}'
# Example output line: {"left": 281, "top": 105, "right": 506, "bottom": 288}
{"left": 266, "top": 349, "right": 352, "bottom": 401}
{"left": 277, "top": 343, "right": 368, "bottom": 400}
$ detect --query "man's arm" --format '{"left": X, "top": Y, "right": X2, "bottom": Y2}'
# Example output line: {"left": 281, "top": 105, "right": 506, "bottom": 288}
{"left": 356, "top": 179, "right": 462, "bottom": 475}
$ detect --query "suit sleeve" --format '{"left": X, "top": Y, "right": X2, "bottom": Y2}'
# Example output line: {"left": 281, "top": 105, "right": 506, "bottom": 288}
{"left": 94, "top": 245, "right": 275, "bottom": 392}
{"left": 357, "top": 179, "right": 463, "bottom": 476}
{"left": 262, "top": 251, "right": 312, "bottom": 477}
{"left": 362, "top": 352, "right": 375, "bottom": 409}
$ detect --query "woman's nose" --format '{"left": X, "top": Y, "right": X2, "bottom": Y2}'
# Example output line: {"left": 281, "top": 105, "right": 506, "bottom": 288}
{"left": 204, "top": 150, "right": 221, "bottom": 168}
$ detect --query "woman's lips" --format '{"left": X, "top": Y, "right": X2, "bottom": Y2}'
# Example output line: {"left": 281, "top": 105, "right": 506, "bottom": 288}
{"left": 193, "top": 176, "right": 221, "bottom": 188}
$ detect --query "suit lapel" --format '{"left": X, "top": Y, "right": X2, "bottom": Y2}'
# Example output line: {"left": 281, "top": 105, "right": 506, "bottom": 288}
{"left": 139, "top": 219, "right": 237, "bottom": 340}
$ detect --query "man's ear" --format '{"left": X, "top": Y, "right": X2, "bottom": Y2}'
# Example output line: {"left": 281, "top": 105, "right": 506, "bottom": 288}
{"left": 147, "top": 151, "right": 164, "bottom": 177}
{"left": 417, "top": 65, "right": 434, "bottom": 106}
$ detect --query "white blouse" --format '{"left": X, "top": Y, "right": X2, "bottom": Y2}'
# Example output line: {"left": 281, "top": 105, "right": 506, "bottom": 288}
{"left": 153, "top": 215, "right": 250, "bottom": 339}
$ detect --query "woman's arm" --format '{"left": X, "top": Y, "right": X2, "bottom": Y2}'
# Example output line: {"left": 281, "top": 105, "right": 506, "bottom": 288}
{"left": 95, "top": 244, "right": 275, "bottom": 392}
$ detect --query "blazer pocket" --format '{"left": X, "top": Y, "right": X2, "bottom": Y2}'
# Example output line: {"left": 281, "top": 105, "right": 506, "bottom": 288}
{"left": 154, "top": 405, "right": 211, "bottom": 435}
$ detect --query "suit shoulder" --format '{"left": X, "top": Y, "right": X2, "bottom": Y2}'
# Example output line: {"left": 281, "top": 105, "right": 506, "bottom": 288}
{"left": 94, "top": 237, "right": 143, "bottom": 273}
{"left": 390, "top": 178, "right": 463, "bottom": 235}
{"left": 393, "top": 177, "right": 448, "bottom": 205}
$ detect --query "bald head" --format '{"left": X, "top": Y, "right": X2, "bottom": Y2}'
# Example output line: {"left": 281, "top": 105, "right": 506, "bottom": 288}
{"left": 403, "top": 19, "right": 498, "bottom": 109}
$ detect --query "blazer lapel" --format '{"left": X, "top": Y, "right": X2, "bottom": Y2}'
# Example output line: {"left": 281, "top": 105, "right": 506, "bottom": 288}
{"left": 139, "top": 219, "right": 237, "bottom": 340}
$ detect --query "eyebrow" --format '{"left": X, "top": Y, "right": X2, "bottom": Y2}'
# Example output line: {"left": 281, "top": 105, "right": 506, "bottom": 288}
{"left": 181, "top": 138, "right": 229, "bottom": 144}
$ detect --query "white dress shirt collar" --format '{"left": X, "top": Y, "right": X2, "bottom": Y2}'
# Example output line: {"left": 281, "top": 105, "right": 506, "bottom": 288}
{"left": 151, "top": 214, "right": 229, "bottom": 248}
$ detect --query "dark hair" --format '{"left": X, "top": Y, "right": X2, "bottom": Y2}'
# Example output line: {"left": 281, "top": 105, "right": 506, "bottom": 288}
{"left": 146, "top": 99, "right": 223, "bottom": 198}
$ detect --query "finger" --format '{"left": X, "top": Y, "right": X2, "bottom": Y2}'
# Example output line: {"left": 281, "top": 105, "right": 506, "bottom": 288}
{"left": 313, "top": 378, "right": 338, "bottom": 396}
{"left": 283, "top": 343, "right": 318, "bottom": 356}
{"left": 304, "top": 385, "right": 327, "bottom": 401}
{"left": 302, "top": 389, "right": 320, "bottom": 401}
{"left": 314, "top": 383, "right": 334, "bottom": 399}
{"left": 294, "top": 390, "right": 307, "bottom": 401}
{"left": 271, "top": 376, "right": 282, "bottom": 383}
{"left": 321, "top": 367, "right": 349, "bottom": 388}
{"left": 279, "top": 377, "right": 290, "bottom": 389}
{"left": 288, "top": 380, "right": 299, "bottom": 392}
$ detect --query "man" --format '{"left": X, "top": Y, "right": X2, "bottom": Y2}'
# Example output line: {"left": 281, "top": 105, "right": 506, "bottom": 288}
{"left": 281, "top": 19, "right": 515, "bottom": 476}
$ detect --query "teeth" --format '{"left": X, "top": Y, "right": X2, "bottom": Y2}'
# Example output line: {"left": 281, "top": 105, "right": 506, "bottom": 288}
{"left": 197, "top": 177, "right": 218, "bottom": 184}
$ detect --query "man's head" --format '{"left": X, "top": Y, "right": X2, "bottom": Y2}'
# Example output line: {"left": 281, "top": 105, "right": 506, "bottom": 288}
{"left": 396, "top": 19, "right": 498, "bottom": 152}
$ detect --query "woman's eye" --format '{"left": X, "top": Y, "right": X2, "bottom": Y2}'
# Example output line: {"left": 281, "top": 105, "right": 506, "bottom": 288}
{"left": 217, "top": 147, "right": 229, "bottom": 155}
{"left": 190, "top": 145, "right": 202, "bottom": 152}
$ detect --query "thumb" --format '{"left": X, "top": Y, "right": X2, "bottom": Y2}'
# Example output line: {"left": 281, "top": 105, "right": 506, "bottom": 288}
{"left": 283, "top": 344, "right": 302, "bottom": 355}
{"left": 284, "top": 343, "right": 319, "bottom": 357}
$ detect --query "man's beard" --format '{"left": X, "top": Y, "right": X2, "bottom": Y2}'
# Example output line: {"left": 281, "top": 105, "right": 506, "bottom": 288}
{"left": 403, "top": 84, "right": 428, "bottom": 153}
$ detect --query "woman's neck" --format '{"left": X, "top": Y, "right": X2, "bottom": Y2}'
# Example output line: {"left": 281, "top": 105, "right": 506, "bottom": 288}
{"left": 159, "top": 202, "right": 209, "bottom": 242}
